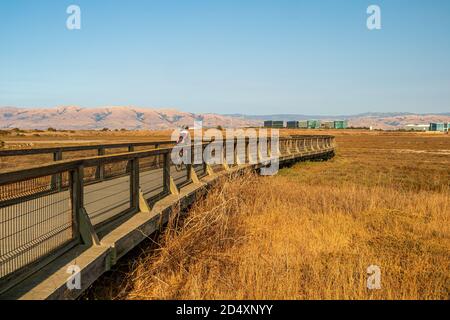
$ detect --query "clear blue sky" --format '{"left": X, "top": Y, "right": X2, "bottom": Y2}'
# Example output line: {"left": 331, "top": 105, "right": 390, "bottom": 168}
{"left": 0, "top": 0, "right": 449, "bottom": 115}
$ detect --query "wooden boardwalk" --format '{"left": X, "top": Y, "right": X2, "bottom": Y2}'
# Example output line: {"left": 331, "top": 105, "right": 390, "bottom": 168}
{"left": 0, "top": 136, "right": 335, "bottom": 300}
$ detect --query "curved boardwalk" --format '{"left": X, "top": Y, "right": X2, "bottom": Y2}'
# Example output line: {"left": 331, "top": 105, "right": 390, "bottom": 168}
{"left": 0, "top": 136, "right": 335, "bottom": 300}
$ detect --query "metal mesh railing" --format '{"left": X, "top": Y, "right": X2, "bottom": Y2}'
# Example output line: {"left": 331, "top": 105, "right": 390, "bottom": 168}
{"left": 83, "top": 160, "right": 132, "bottom": 227}
{"left": 247, "top": 141, "right": 258, "bottom": 164}
{"left": 279, "top": 140, "right": 289, "bottom": 155}
{"left": 298, "top": 139, "right": 305, "bottom": 151}
{"left": 206, "top": 142, "right": 226, "bottom": 172}
{"left": 192, "top": 144, "right": 207, "bottom": 177}
{"left": 0, "top": 177, "right": 53, "bottom": 202}
{"left": 235, "top": 141, "right": 246, "bottom": 164}
{"left": 290, "top": 140, "right": 300, "bottom": 153}
{"left": 170, "top": 161, "right": 190, "bottom": 188}
{"left": 140, "top": 155, "right": 166, "bottom": 202}
{"left": 193, "top": 163, "right": 207, "bottom": 178}
{"left": 0, "top": 173, "right": 76, "bottom": 283}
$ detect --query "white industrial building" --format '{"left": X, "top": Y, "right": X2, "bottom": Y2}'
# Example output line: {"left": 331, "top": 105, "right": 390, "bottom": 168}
{"left": 404, "top": 124, "right": 430, "bottom": 131}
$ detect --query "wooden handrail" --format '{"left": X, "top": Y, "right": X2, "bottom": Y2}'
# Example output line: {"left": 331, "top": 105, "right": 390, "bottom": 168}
{"left": 0, "top": 135, "right": 332, "bottom": 156}
{"left": 0, "top": 140, "right": 175, "bottom": 157}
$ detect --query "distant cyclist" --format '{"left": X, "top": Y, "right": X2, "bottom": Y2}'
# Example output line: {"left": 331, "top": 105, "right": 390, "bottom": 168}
{"left": 177, "top": 125, "right": 190, "bottom": 147}
{"left": 175, "top": 126, "right": 190, "bottom": 170}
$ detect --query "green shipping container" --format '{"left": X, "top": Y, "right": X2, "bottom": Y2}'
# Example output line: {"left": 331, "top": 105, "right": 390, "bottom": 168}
{"left": 334, "top": 120, "right": 348, "bottom": 129}
{"left": 307, "top": 120, "right": 321, "bottom": 129}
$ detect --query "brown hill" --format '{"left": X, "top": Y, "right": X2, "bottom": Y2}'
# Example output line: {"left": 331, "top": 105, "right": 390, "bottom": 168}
{"left": 0, "top": 106, "right": 259, "bottom": 130}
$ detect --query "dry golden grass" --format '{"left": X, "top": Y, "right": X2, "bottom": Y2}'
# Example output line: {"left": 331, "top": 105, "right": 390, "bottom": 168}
{"left": 83, "top": 132, "right": 449, "bottom": 300}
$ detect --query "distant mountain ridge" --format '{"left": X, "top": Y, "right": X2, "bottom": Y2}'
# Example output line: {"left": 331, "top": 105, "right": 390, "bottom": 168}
{"left": 0, "top": 106, "right": 259, "bottom": 130}
{"left": 1, "top": 106, "right": 449, "bottom": 130}
{"left": 228, "top": 112, "right": 450, "bottom": 129}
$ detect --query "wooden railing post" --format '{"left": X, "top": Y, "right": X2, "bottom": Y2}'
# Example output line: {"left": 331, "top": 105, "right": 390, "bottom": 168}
{"left": 256, "top": 137, "right": 261, "bottom": 162}
{"left": 163, "top": 151, "right": 171, "bottom": 194}
{"left": 52, "top": 150, "right": 63, "bottom": 191}
{"left": 72, "top": 165, "right": 99, "bottom": 246}
{"left": 186, "top": 145, "right": 193, "bottom": 182}
{"left": 162, "top": 150, "right": 178, "bottom": 195}
{"left": 69, "top": 168, "right": 80, "bottom": 242}
{"left": 96, "top": 147, "right": 105, "bottom": 180}
{"left": 245, "top": 137, "right": 249, "bottom": 164}
{"left": 202, "top": 143, "right": 208, "bottom": 173}
{"left": 234, "top": 138, "right": 240, "bottom": 165}
{"left": 130, "top": 157, "right": 139, "bottom": 211}
{"left": 73, "top": 165, "right": 83, "bottom": 236}
{"left": 222, "top": 140, "right": 230, "bottom": 171}
{"left": 234, "top": 138, "right": 238, "bottom": 165}
{"left": 125, "top": 146, "right": 134, "bottom": 173}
